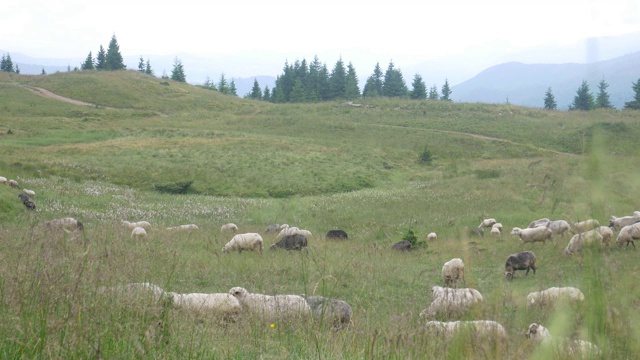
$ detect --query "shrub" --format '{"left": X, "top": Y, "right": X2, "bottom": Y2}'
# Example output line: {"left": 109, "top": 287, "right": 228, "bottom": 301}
{"left": 419, "top": 147, "right": 433, "bottom": 164}
{"left": 402, "top": 229, "right": 418, "bottom": 247}
{"left": 154, "top": 180, "right": 193, "bottom": 194}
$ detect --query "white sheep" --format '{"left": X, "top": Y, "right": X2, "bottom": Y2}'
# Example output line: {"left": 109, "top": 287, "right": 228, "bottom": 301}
{"left": 563, "top": 229, "right": 604, "bottom": 255}
{"left": 265, "top": 223, "right": 288, "bottom": 233}
{"left": 123, "top": 220, "right": 152, "bottom": 231}
{"left": 490, "top": 227, "right": 501, "bottom": 237}
{"left": 478, "top": 218, "right": 497, "bottom": 228}
{"left": 491, "top": 223, "right": 503, "bottom": 231}
{"left": 229, "top": 287, "right": 310, "bottom": 322}
{"left": 420, "top": 286, "right": 483, "bottom": 319}
{"left": 528, "top": 218, "right": 550, "bottom": 228}
{"left": 23, "top": 189, "right": 36, "bottom": 198}
{"left": 595, "top": 226, "right": 613, "bottom": 246}
{"left": 131, "top": 226, "right": 148, "bottom": 240}
{"left": 427, "top": 232, "right": 438, "bottom": 241}
{"left": 169, "top": 292, "right": 242, "bottom": 322}
{"left": 44, "top": 217, "right": 84, "bottom": 233}
{"left": 616, "top": 223, "right": 640, "bottom": 250}
{"left": 541, "top": 220, "right": 572, "bottom": 236}
{"left": 573, "top": 219, "right": 600, "bottom": 233}
{"left": 9, "top": 179, "right": 19, "bottom": 188}
{"left": 510, "top": 226, "right": 553, "bottom": 245}
{"left": 220, "top": 223, "right": 239, "bottom": 233}
{"left": 609, "top": 212, "right": 640, "bottom": 232}
{"left": 166, "top": 224, "right": 199, "bottom": 231}
{"left": 276, "top": 226, "right": 312, "bottom": 239}
{"left": 526, "top": 323, "right": 600, "bottom": 357}
{"left": 527, "top": 287, "right": 584, "bottom": 307}
{"left": 0, "top": 176, "right": 6, "bottom": 185}
{"left": 425, "top": 320, "right": 507, "bottom": 342}
{"left": 222, "top": 233, "right": 263, "bottom": 254}
{"left": 441, "top": 258, "right": 465, "bottom": 288}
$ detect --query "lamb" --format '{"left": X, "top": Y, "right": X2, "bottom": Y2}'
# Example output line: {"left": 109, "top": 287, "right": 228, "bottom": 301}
{"left": 270, "top": 234, "right": 308, "bottom": 251}
{"left": 9, "top": 179, "right": 19, "bottom": 188}
{"left": 442, "top": 258, "right": 465, "bottom": 288}
{"left": 222, "top": 233, "right": 264, "bottom": 254}
{"left": 528, "top": 218, "right": 550, "bottom": 228}
{"left": 573, "top": 219, "right": 600, "bottom": 233}
{"left": 427, "top": 232, "right": 438, "bottom": 241}
{"left": 526, "top": 323, "right": 600, "bottom": 357}
{"left": 425, "top": 320, "right": 507, "bottom": 342}
{"left": 478, "top": 218, "right": 497, "bottom": 228}
{"left": 326, "top": 229, "right": 349, "bottom": 240}
{"left": 563, "top": 230, "right": 604, "bottom": 255}
{"left": 504, "top": 251, "right": 536, "bottom": 280}
{"left": 123, "top": 220, "right": 151, "bottom": 231}
{"left": 23, "top": 189, "right": 36, "bottom": 198}
{"left": 220, "top": 223, "right": 239, "bottom": 233}
{"left": 302, "top": 295, "right": 353, "bottom": 329}
{"left": 166, "top": 224, "right": 199, "bottom": 231}
{"left": 492, "top": 223, "right": 503, "bottom": 232}
{"left": 131, "top": 226, "right": 148, "bottom": 240}
{"left": 616, "top": 223, "right": 640, "bottom": 250}
{"left": 609, "top": 212, "right": 640, "bottom": 232}
{"left": 229, "top": 287, "right": 310, "bottom": 322}
{"left": 420, "top": 286, "right": 483, "bottom": 319}
{"left": 265, "top": 223, "right": 287, "bottom": 234}
{"left": 44, "top": 217, "right": 84, "bottom": 233}
{"left": 527, "top": 287, "right": 584, "bottom": 307}
{"left": 169, "top": 292, "right": 242, "bottom": 322}
{"left": 510, "top": 226, "right": 553, "bottom": 245}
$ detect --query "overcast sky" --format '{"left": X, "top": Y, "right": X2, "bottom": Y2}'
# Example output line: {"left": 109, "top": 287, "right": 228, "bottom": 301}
{"left": 2, "top": 0, "right": 640, "bottom": 79}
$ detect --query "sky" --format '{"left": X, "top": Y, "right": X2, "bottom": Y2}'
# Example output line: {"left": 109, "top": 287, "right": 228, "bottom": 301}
{"left": 2, "top": 0, "right": 640, "bottom": 80}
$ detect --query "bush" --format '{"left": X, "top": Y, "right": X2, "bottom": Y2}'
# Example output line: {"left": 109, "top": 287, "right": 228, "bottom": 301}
{"left": 154, "top": 180, "right": 194, "bottom": 194}
{"left": 402, "top": 229, "right": 418, "bottom": 247}
{"left": 419, "top": 147, "right": 433, "bottom": 164}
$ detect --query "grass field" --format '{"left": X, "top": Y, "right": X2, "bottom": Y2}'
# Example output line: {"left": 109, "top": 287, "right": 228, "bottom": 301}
{"left": 1, "top": 70, "right": 639, "bottom": 359}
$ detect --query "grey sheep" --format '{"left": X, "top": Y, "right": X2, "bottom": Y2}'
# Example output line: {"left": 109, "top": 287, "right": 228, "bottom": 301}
{"left": 391, "top": 240, "right": 412, "bottom": 251}
{"left": 302, "top": 295, "right": 353, "bottom": 329}
{"left": 326, "top": 229, "right": 349, "bottom": 240}
{"left": 504, "top": 251, "right": 536, "bottom": 280}
{"left": 270, "top": 234, "right": 308, "bottom": 251}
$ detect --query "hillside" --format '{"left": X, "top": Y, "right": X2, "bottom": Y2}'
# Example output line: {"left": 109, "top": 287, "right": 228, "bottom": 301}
{"left": 452, "top": 51, "right": 640, "bottom": 109}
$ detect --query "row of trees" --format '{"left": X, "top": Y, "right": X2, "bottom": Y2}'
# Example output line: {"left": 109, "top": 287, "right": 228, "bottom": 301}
{"left": 1, "top": 53, "right": 20, "bottom": 73}
{"left": 543, "top": 79, "right": 640, "bottom": 110}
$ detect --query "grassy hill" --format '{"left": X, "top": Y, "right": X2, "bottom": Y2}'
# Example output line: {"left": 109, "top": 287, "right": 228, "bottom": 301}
{"left": 1, "top": 70, "right": 640, "bottom": 358}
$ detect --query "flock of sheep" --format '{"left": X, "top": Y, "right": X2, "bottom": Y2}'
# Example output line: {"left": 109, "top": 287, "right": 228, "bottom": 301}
{"left": 1, "top": 176, "right": 36, "bottom": 210}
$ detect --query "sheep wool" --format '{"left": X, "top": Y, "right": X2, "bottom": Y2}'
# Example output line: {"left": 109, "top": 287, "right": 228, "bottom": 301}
{"left": 222, "top": 233, "right": 264, "bottom": 254}
{"left": 441, "top": 258, "right": 465, "bottom": 288}
{"left": 229, "top": 287, "right": 310, "bottom": 322}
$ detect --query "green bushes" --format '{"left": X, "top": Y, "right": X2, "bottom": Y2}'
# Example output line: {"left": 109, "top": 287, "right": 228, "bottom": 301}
{"left": 154, "top": 180, "right": 194, "bottom": 194}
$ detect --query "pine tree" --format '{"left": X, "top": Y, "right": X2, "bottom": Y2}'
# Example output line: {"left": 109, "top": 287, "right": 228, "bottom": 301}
{"left": 382, "top": 61, "right": 408, "bottom": 97}
{"left": 329, "top": 57, "right": 347, "bottom": 100}
{"left": 15, "top": 64, "right": 20, "bottom": 74}
{"left": 81, "top": 52, "right": 94, "bottom": 70}
{"left": 363, "top": 62, "right": 384, "bottom": 97}
{"left": 595, "top": 79, "right": 613, "bottom": 109}
{"left": 290, "top": 78, "right": 307, "bottom": 102}
{"left": 95, "top": 45, "right": 106, "bottom": 70}
{"left": 104, "top": 35, "right": 125, "bottom": 70}
{"left": 170, "top": 57, "right": 186, "bottom": 82}
{"left": 344, "top": 62, "right": 360, "bottom": 100}
{"left": 229, "top": 79, "right": 237, "bottom": 96}
{"left": 428, "top": 85, "right": 439, "bottom": 100}
{"left": 440, "top": 79, "right": 452, "bottom": 101}
{"left": 218, "top": 73, "right": 228, "bottom": 93}
{"left": 1, "top": 53, "right": 14, "bottom": 72}
{"left": 250, "top": 79, "right": 262, "bottom": 99}
{"left": 410, "top": 74, "right": 427, "bottom": 100}
{"left": 263, "top": 85, "right": 271, "bottom": 101}
{"left": 570, "top": 80, "right": 594, "bottom": 111}
{"left": 144, "top": 59, "right": 154, "bottom": 76}
{"left": 41, "top": 68, "right": 46, "bottom": 75}
{"left": 543, "top": 87, "right": 557, "bottom": 110}
{"left": 138, "top": 56, "right": 145, "bottom": 72}
{"left": 624, "top": 78, "right": 640, "bottom": 109}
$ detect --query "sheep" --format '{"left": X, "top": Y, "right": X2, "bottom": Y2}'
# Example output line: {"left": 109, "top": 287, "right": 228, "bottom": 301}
{"left": 491, "top": 223, "right": 503, "bottom": 232}
{"left": 325, "top": 229, "right": 349, "bottom": 240}
{"left": 9, "top": 179, "right": 19, "bottom": 188}
{"left": 302, "top": 295, "right": 353, "bottom": 329}
{"left": 23, "top": 200, "right": 36, "bottom": 210}
{"left": 427, "top": 232, "right": 438, "bottom": 241}
{"left": 229, "top": 287, "right": 310, "bottom": 322}
{"left": 0, "top": 176, "right": 6, "bottom": 185}
{"left": 22, "top": 189, "right": 35, "bottom": 198}
{"left": 131, "top": 226, "right": 148, "bottom": 240}
{"left": 442, "top": 258, "right": 465, "bottom": 288}
{"left": 123, "top": 220, "right": 151, "bottom": 231}
{"left": 538, "top": 220, "right": 572, "bottom": 236}
{"left": 169, "top": 292, "right": 242, "bottom": 322}
{"left": 573, "top": 219, "right": 600, "bottom": 233}
{"left": 222, "top": 233, "right": 263, "bottom": 254}
{"left": 425, "top": 320, "right": 507, "bottom": 342}
{"left": 504, "top": 251, "right": 536, "bottom": 280}
{"left": 527, "top": 287, "right": 584, "bottom": 307}
{"left": 563, "top": 230, "right": 604, "bottom": 255}
{"left": 18, "top": 193, "right": 29, "bottom": 202}
{"left": 276, "top": 226, "right": 313, "bottom": 239}
{"left": 269, "top": 234, "right": 308, "bottom": 251}
{"left": 391, "top": 240, "right": 412, "bottom": 251}
{"left": 470, "top": 227, "right": 484, "bottom": 237}
{"left": 420, "top": 286, "right": 483, "bottom": 319}
{"left": 528, "top": 218, "right": 550, "bottom": 228}
{"left": 265, "top": 223, "right": 287, "bottom": 234}
{"left": 510, "top": 226, "right": 553, "bottom": 245}
{"left": 44, "top": 217, "right": 84, "bottom": 233}
{"left": 595, "top": 226, "right": 613, "bottom": 246}
{"left": 609, "top": 212, "right": 640, "bottom": 232}
{"left": 478, "top": 218, "right": 497, "bottom": 228}
{"left": 490, "top": 227, "right": 501, "bottom": 237}
{"left": 220, "top": 223, "right": 239, "bottom": 233}
{"left": 616, "top": 223, "right": 640, "bottom": 250}
{"left": 526, "top": 323, "right": 600, "bottom": 357}
{"left": 166, "top": 224, "right": 199, "bottom": 231}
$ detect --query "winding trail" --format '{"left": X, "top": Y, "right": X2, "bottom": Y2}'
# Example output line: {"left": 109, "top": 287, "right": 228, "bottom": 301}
{"left": 17, "top": 83, "right": 103, "bottom": 108}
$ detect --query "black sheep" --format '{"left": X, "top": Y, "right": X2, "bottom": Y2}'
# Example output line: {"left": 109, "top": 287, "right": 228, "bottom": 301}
{"left": 504, "top": 251, "right": 537, "bottom": 280}
{"left": 269, "top": 234, "right": 308, "bottom": 251}
{"left": 326, "top": 229, "right": 349, "bottom": 240}
{"left": 23, "top": 200, "right": 36, "bottom": 210}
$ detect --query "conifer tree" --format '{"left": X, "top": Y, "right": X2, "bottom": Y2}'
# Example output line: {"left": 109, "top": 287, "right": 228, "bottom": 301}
{"left": 595, "top": 79, "right": 613, "bottom": 109}
{"left": 138, "top": 56, "right": 145, "bottom": 72}
{"left": 363, "top": 62, "right": 384, "bottom": 97}
{"left": 144, "top": 59, "right": 154, "bottom": 75}
{"left": 410, "top": 74, "right": 427, "bottom": 100}
{"left": 95, "top": 45, "right": 106, "bottom": 70}
{"left": 543, "top": 87, "right": 557, "bottom": 110}
{"left": 290, "top": 78, "right": 307, "bottom": 102}
{"left": 170, "top": 57, "right": 186, "bottom": 82}
{"left": 15, "top": 64, "right": 20, "bottom": 74}
{"left": 440, "top": 79, "right": 452, "bottom": 101}
{"left": 41, "top": 68, "right": 46, "bottom": 75}
{"left": 229, "top": 79, "right": 237, "bottom": 96}
{"left": 624, "top": 78, "right": 640, "bottom": 109}
{"left": 250, "top": 79, "right": 262, "bottom": 99}
{"left": 329, "top": 57, "right": 347, "bottom": 99}
{"left": 345, "top": 62, "right": 361, "bottom": 99}
{"left": 1, "top": 53, "right": 14, "bottom": 72}
{"left": 570, "top": 80, "right": 594, "bottom": 111}
{"left": 104, "top": 35, "right": 125, "bottom": 70}
{"left": 428, "top": 85, "right": 439, "bottom": 100}
{"left": 382, "top": 61, "right": 407, "bottom": 97}
{"left": 263, "top": 85, "right": 271, "bottom": 101}
{"left": 81, "top": 52, "right": 94, "bottom": 70}
{"left": 218, "top": 73, "right": 229, "bottom": 93}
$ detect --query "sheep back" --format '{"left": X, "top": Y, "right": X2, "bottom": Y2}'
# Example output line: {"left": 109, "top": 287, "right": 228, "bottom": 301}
{"left": 527, "top": 287, "right": 584, "bottom": 307}
{"left": 269, "top": 234, "right": 308, "bottom": 251}
{"left": 222, "top": 233, "right": 264, "bottom": 254}
{"left": 326, "top": 229, "right": 349, "bottom": 240}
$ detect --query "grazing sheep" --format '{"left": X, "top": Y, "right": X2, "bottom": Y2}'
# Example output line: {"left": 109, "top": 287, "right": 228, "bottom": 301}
{"left": 276, "top": 226, "right": 298, "bottom": 238}
{"left": 23, "top": 189, "right": 36, "bottom": 198}
{"left": 425, "top": 320, "right": 507, "bottom": 342}
{"left": 540, "top": 220, "right": 572, "bottom": 236}
{"left": 504, "top": 251, "right": 536, "bottom": 280}
{"left": 510, "top": 226, "right": 553, "bottom": 245}
{"left": 442, "top": 258, "right": 465, "bottom": 288}
{"left": 492, "top": 223, "right": 503, "bottom": 231}
{"left": 478, "top": 218, "right": 497, "bottom": 228}
{"left": 302, "top": 295, "right": 353, "bottom": 329}
{"left": 9, "top": 179, "right": 19, "bottom": 188}
{"left": 391, "top": 240, "right": 412, "bottom": 251}
{"left": 23, "top": 200, "right": 36, "bottom": 210}
{"left": 222, "top": 233, "right": 264, "bottom": 254}
{"left": 563, "top": 230, "right": 604, "bottom": 255}
{"left": 420, "top": 286, "right": 483, "bottom": 319}
{"left": 265, "top": 223, "right": 287, "bottom": 234}
{"left": 528, "top": 218, "right": 550, "bottom": 228}
{"left": 44, "top": 217, "right": 84, "bottom": 233}
{"left": 18, "top": 193, "right": 29, "bottom": 202}
{"left": 98, "top": 282, "right": 169, "bottom": 303}
{"left": 229, "top": 287, "right": 310, "bottom": 322}
{"left": 595, "top": 226, "right": 613, "bottom": 246}
{"left": 166, "top": 224, "right": 199, "bottom": 231}
{"left": 527, "top": 287, "right": 584, "bottom": 307}
{"left": 123, "top": 220, "right": 151, "bottom": 231}
{"left": 169, "top": 292, "right": 242, "bottom": 322}
{"left": 427, "top": 232, "right": 438, "bottom": 241}
{"left": 616, "top": 223, "right": 640, "bottom": 250}
{"left": 326, "top": 229, "right": 349, "bottom": 240}
{"left": 131, "top": 226, "right": 148, "bottom": 240}
{"left": 490, "top": 227, "right": 501, "bottom": 237}
{"left": 220, "top": 223, "right": 239, "bottom": 233}
{"left": 270, "top": 234, "right": 308, "bottom": 251}
{"left": 573, "top": 219, "right": 600, "bottom": 233}
{"left": 0, "top": 176, "right": 6, "bottom": 184}
{"left": 609, "top": 212, "right": 640, "bottom": 232}
{"left": 470, "top": 227, "right": 484, "bottom": 237}
{"left": 526, "top": 323, "right": 600, "bottom": 357}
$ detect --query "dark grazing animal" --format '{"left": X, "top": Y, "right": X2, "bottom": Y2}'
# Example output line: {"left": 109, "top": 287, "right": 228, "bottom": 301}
{"left": 269, "top": 234, "right": 308, "bottom": 251}
{"left": 18, "top": 193, "right": 30, "bottom": 202}
{"left": 302, "top": 295, "right": 353, "bottom": 329}
{"left": 391, "top": 240, "right": 411, "bottom": 251}
{"left": 326, "top": 229, "right": 349, "bottom": 240}
{"left": 504, "top": 251, "right": 536, "bottom": 280}
{"left": 23, "top": 200, "right": 36, "bottom": 210}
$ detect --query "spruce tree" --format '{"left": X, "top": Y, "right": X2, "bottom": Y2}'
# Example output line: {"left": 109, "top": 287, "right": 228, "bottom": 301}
{"left": 345, "top": 62, "right": 360, "bottom": 100}
{"left": 363, "top": 62, "right": 384, "bottom": 97}
{"left": 104, "top": 35, "right": 125, "bottom": 70}
{"left": 290, "top": 78, "right": 307, "bottom": 102}
{"left": 543, "top": 87, "right": 557, "bottom": 110}
{"left": 428, "top": 85, "right": 439, "bottom": 100}
{"left": 95, "top": 45, "right": 106, "bottom": 70}
{"left": 144, "top": 59, "right": 154, "bottom": 75}
{"left": 15, "top": 64, "right": 20, "bottom": 74}
{"left": 382, "top": 61, "right": 407, "bottom": 97}
{"left": 218, "top": 73, "right": 229, "bottom": 93}
{"left": 410, "top": 74, "right": 427, "bottom": 100}
{"left": 1, "top": 53, "right": 14, "bottom": 72}
{"left": 570, "top": 80, "right": 594, "bottom": 111}
{"left": 41, "top": 68, "right": 46, "bottom": 75}
{"left": 624, "top": 78, "right": 640, "bottom": 109}
{"left": 595, "top": 79, "right": 613, "bottom": 109}
{"left": 81, "top": 52, "right": 94, "bottom": 70}
{"left": 138, "top": 56, "right": 145, "bottom": 72}
{"left": 250, "top": 79, "right": 262, "bottom": 99}
{"left": 229, "top": 79, "right": 237, "bottom": 96}
{"left": 440, "top": 79, "right": 452, "bottom": 101}
{"left": 263, "top": 85, "right": 271, "bottom": 101}
{"left": 0, "top": 54, "right": 6, "bottom": 72}
{"left": 170, "top": 57, "right": 186, "bottom": 82}
{"left": 329, "top": 58, "right": 347, "bottom": 100}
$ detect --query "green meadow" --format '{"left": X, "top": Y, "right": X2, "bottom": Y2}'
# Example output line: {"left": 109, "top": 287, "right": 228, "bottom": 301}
{"left": 0, "top": 70, "right": 639, "bottom": 359}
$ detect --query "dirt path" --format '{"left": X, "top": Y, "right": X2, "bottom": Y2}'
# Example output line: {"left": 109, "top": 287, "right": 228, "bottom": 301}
{"left": 19, "top": 84, "right": 102, "bottom": 108}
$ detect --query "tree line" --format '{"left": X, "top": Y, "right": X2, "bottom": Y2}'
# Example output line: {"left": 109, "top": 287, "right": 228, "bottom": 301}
{"left": 543, "top": 79, "right": 640, "bottom": 110}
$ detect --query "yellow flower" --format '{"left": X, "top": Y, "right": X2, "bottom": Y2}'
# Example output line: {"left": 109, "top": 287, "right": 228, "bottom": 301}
{"left": 270, "top": 323, "right": 275, "bottom": 329}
